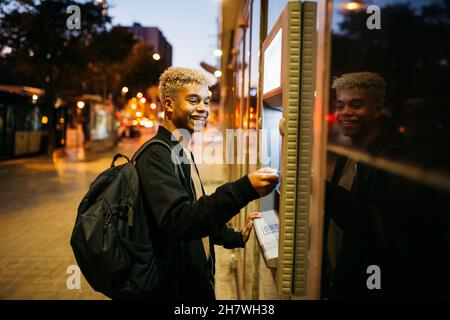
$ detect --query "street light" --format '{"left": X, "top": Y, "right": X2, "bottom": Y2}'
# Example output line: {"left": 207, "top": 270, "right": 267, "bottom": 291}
{"left": 342, "top": 1, "right": 364, "bottom": 11}
{"left": 153, "top": 53, "right": 161, "bottom": 61}
{"left": 77, "top": 101, "right": 85, "bottom": 109}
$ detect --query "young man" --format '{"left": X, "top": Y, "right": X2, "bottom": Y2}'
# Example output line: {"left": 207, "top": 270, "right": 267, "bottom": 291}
{"left": 136, "top": 67, "right": 278, "bottom": 300}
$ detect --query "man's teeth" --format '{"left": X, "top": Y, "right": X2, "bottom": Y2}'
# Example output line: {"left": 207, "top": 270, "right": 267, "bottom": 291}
{"left": 191, "top": 116, "right": 206, "bottom": 120}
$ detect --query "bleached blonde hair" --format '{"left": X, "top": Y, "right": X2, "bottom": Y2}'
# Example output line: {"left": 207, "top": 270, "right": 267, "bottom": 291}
{"left": 158, "top": 67, "right": 213, "bottom": 103}
{"left": 332, "top": 72, "right": 387, "bottom": 105}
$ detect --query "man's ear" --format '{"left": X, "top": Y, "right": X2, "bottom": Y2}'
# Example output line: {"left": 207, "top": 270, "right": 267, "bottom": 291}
{"left": 164, "top": 98, "right": 174, "bottom": 114}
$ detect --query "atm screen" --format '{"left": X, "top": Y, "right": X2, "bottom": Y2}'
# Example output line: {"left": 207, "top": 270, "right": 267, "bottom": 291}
{"left": 261, "top": 104, "right": 283, "bottom": 213}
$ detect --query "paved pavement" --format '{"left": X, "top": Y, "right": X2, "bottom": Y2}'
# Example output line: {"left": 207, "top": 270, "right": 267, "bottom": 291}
{"left": 0, "top": 127, "right": 236, "bottom": 300}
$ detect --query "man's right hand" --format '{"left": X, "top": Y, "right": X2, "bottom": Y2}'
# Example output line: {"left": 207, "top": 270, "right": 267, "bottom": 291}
{"left": 247, "top": 167, "right": 279, "bottom": 197}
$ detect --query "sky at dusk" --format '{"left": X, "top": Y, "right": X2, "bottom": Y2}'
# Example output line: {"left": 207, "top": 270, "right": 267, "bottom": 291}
{"left": 107, "top": 0, "right": 221, "bottom": 69}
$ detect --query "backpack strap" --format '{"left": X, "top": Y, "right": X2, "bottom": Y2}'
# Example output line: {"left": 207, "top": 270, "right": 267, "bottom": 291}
{"left": 131, "top": 138, "right": 186, "bottom": 180}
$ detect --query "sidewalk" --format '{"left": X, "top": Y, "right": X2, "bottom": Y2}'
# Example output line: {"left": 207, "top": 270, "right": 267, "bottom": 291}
{"left": 0, "top": 128, "right": 237, "bottom": 300}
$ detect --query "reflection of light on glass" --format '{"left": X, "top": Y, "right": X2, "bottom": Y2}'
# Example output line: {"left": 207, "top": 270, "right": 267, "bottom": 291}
{"left": 158, "top": 111, "right": 165, "bottom": 118}
{"left": 342, "top": 2, "right": 363, "bottom": 11}
{"left": 140, "top": 97, "right": 147, "bottom": 103}
{"left": 41, "top": 116, "right": 49, "bottom": 124}
{"left": 263, "top": 28, "right": 282, "bottom": 94}
{"left": 326, "top": 114, "right": 337, "bottom": 122}
{"left": 214, "top": 70, "right": 222, "bottom": 78}
{"left": 249, "top": 88, "right": 257, "bottom": 97}
{"left": 77, "top": 101, "right": 85, "bottom": 109}
{"left": 136, "top": 111, "right": 142, "bottom": 117}
{"left": 153, "top": 53, "right": 161, "bottom": 61}
{"left": 137, "top": 92, "right": 143, "bottom": 99}
{"left": 150, "top": 103, "right": 157, "bottom": 110}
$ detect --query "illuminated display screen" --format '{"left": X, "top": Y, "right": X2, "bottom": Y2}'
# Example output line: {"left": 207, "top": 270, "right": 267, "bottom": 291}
{"left": 263, "top": 28, "right": 282, "bottom": 95}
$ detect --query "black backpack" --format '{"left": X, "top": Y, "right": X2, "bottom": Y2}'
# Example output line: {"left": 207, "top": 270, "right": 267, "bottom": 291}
{"left": 70, "top": 138, "right": 184, "bottom": 299}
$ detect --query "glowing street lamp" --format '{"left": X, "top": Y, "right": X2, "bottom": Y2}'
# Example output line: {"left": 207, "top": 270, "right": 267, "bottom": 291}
{"left": 77, "top": 101, "right": 85, "bottom": 109}
{"left": 342, "top": 1, "right": 364, "bottom": 11}
{"left": 153, "top": 53, "right": 161, "bottom": 61}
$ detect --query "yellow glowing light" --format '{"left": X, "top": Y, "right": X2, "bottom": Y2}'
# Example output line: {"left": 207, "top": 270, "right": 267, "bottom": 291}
{"left": 41, "top": 116, "right": 49, "bottom": 124}
{"left": 208, "top": 91, "right": 212, "bottom": 97}
{"left": 32, "top": 94, "right": 38, "bottom": 101}
{"left": 136, "top": 111, "right": 142, "bottom": 117}
{"left": 140, "top": 97, "right": 146, "bottom": 104}
{"left": 131, "top": 103, "right": 137, "bottom": 110}
{"left": 342, "top": 2, "right": 363, "bottom": 11}
{"left": 137, "top": 92, "right": 143, "bottom": 99}
{"left": 132, "top": 120, "right": 138, "bottom": 126}
{"left": 150, "top": 103, "right": 157, "bottom": 110}
{"left": 153, "top": 53, "right": 161, "bottom": 61}
{"left": 132, "top": 97, "right": 137, "bottom": 102}
{"left": 250, "top": 114, "right": 254, "bottom": 119}
{"left": 59, "top": 117, "right": 65, "bottom": 124}
{"left": 77, "top": 101, "right": 85, "bottom": 109}
{"left": 121, "top": 86, "right": 129, "bottom": 94}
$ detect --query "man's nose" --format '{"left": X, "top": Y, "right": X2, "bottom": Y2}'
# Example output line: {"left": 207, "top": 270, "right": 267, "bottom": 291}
{"left": 341, "top": 104, "right": 353, "bottom": 115}
{"left": 197, "top": 101, "right": 209, "bottom": 112}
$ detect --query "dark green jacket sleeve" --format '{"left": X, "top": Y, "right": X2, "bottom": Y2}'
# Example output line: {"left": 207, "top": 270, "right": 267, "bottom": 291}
{"left": 136, "top": 143, "right": 259, "bottom": 242}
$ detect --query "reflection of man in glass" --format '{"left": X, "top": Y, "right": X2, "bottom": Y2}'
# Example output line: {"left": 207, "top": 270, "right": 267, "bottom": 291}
{"left": 324, "top": 72, "right": 392, "bottom": 299}
{"left": 333, "top": 72, "right": 386, "bottom": 149}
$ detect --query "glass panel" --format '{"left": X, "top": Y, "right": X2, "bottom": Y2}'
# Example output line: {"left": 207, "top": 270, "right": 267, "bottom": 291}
{"left": 323, "top": 0, "right": 450, "bottom": 299}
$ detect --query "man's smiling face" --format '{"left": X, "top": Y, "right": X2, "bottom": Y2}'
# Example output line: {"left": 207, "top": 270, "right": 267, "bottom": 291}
{"left": 169, "top": 83, "right": 210, "bottom": 134}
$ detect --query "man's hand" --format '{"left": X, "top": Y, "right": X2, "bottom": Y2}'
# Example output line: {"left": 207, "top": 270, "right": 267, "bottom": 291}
{"left": 247, "top": 167, "right": 279, "bottom": 197}
{"left": 242, "top": 212, "right": 262, "bottom": 243}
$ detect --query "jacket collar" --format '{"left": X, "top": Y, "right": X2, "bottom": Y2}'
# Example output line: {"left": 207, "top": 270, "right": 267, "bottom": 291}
{"left": 157, "top": 125, "right": 181, "bottom": 148}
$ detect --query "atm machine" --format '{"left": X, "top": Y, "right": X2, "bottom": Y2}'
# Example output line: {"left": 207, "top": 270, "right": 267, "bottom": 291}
{"left": 256, "top": 1, "right": 317, "bottom": 298}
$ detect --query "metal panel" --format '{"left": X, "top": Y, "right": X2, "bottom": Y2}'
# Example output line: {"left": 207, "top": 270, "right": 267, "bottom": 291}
{"left": 293, "top": 0, "right": 317, "bottom": 297}
{"left": 277, "top": 0, "right": 302, "bottom": 297}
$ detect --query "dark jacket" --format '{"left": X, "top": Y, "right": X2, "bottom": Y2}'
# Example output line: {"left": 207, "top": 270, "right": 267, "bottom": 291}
{"left": 324, "top": 136, "right": 450, "bottom": 299}
{"left": 135, "top": 126, "right": 259, "bottom": 300}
